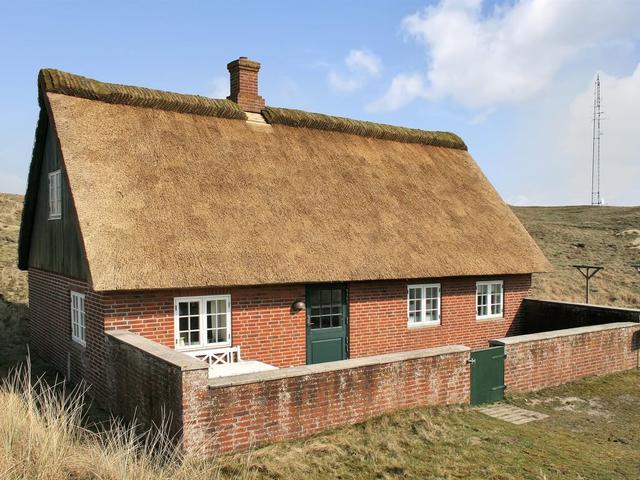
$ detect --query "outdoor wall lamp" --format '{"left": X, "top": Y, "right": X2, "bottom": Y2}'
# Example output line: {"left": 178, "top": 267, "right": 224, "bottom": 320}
{"left": 290, "top": 300, "right": 305, "bottom": 314}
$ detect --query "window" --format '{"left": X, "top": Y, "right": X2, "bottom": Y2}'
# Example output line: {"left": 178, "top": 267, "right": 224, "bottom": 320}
{"left": 407, "top": 284, "right": 441, "bottom": 326}
{"left": 70, "top": 291, "right": 86, "bottom": 346}
{"left": 48, "top": 170, "right": 62, "bottom": 220}
{"left": 174, "top": 295, "right": 231, "bottom": 350}
{"left": 476, "top": 281, "right": 503, "bottom": 319}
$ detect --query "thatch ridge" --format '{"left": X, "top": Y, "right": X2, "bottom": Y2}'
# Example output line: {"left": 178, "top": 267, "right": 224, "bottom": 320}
{"left": 37, "top": 69, "right": 467, "bottom": 149}
{"left": 38, "top": 69, "right": 247, "bottom": 120}
{"left": 262, "top": 107, "right": 467, "bottom": 150}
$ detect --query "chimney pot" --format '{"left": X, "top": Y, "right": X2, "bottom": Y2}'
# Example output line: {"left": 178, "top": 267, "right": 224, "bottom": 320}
{"left": 227, "top": 57, "right": 265, "bottom": 113}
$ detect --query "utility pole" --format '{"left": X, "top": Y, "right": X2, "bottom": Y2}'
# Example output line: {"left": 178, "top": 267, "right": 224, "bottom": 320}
{"left": 573, "top": 265, "right": 603, "bottom": 304}
{"left": 591, "top": 74, "right": 602, "bottom": 206}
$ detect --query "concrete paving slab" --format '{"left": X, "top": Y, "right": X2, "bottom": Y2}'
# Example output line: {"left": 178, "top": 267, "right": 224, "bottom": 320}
{"left": 477, "top": 403, "right": 549, "bottom": 424}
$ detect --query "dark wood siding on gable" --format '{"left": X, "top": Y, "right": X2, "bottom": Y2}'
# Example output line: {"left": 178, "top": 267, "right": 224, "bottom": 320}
{"left": 28, "top": 125, "right": 88, "bottom": 280}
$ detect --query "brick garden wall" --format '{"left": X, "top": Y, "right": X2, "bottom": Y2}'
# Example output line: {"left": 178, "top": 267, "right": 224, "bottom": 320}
{"left": 28, "top": 268, "right": 640, "bottom": 456}
{"left": 105, "top": 330, "right": 209, "bottom": 444}
{"left": 202, "top": 345, "right": 470, "bottom": 454}
{"left": 492, "top": 322, "right": 640, "bottom": 394}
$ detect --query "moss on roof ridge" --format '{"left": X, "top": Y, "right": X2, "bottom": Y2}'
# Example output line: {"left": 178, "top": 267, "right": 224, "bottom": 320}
{"left": 39, "top": 68, "right": 247, "bottom": 120}
{"left": 262, "top": 107, "right": 467, "bottom": 150}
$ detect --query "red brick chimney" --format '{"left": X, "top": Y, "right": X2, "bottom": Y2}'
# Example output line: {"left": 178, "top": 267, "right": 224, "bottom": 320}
{"left": 227, "top": 57, "right": 265, "bottom": 113}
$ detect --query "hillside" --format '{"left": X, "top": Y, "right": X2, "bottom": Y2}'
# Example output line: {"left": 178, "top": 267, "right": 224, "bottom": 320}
{"left": 512, "top": 206, "right": 640, "bottom": 308}
{"left": 0, "top": 193, "right": 28, "bottom": 374}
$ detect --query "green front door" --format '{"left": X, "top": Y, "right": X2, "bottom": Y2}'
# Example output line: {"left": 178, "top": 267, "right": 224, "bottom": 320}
{"left": 306, "top": 284, "right": 348, "bottom": 364}
{"left": 470, "top": 346, "right": 506, "bottom": 406}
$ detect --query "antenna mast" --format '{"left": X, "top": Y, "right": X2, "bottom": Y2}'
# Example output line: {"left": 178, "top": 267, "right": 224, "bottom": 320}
{"left": 591, "top": 74, "right": 602, "bottom": 206}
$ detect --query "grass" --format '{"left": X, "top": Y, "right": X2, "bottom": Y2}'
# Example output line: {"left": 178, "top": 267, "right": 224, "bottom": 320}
{"left": 0, "top": 361, "right": 246, "bottom": 480}
{"left": 1, "top": 359, "right": 639, "bottom": 479}
{"left": 513, "top": 205, "right": 640, "bottom": 308}
{"left": 0, "top": 193, "right": 639, "bottom": 478}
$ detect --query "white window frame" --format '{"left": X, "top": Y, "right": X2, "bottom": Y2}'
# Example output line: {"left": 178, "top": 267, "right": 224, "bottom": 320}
{"left": 407, "top": 283, "right": 441, "bottom": 327}
{"left": 70, "top": 291, "right": 86, "bottom": 346}
{"left": 476, "top": 280, "right": 504, "bottom": 320}
{"left": 174, "top": 295, "right": 231, "bottom": 351}
{"left": 48, "top": 169, "right": 62, "bottom": 220}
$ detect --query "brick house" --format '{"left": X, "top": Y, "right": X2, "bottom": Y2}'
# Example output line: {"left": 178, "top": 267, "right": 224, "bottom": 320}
{"left": 18, "top": 58, "right": 551, "bottom": 408}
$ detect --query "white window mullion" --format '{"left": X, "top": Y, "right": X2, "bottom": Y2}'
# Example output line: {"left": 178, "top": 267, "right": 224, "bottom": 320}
{"left": 226, "top": 296, "right": 232, "bottom": 343}
{"left": 199, "top": 298, "right": 208, "bottom": 349}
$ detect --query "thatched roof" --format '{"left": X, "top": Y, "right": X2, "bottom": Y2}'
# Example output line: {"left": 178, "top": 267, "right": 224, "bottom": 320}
{"left": 19, "top": 70, "right": 550, "bottom": 291}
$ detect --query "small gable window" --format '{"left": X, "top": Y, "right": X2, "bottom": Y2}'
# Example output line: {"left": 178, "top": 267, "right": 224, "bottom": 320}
{"left": 476, "top": 280, "right": 503, "bottom": 319}
{"left": 48, "top": 170, "right": 62, "bottom": 220}
{"left": 70, "top": 291, "right": 86, "bottom": 346}
{"left": 407, "top": 284, "right": 441, "bottom": 327}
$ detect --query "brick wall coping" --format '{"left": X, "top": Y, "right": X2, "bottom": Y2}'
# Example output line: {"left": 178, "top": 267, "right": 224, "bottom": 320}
{"left": 208, "top": 345, "right": 470, "bottom": 388}
{"left": 106, "top": 330, "right": 208, "bottom": 372}
{"left": 490, "top": 322, "right": 640, "bottom": 346}
{"left": 525, "top": 297, "right": 640, "bottom": 315}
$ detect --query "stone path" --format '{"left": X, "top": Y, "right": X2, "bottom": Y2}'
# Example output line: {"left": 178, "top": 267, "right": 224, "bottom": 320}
{"left": 477, "top": 403, "right": 549, "bottom": 425}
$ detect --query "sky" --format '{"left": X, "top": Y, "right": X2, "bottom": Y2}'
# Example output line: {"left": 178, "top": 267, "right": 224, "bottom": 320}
{"left": 0, "top": 0, "right": 639, "bottom": 205}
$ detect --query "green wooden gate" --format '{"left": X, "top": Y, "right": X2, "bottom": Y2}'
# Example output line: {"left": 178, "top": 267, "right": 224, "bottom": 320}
{"left": 470, "top": 346, "right": 506, "bottom": 406}
{"left": 306, "top": 284, "right": 348, "bottom": 364}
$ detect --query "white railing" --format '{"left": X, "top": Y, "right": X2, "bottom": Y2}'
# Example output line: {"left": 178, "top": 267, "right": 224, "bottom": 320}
{"left": 184, "top": 346, "right": 242, "bottom": 366}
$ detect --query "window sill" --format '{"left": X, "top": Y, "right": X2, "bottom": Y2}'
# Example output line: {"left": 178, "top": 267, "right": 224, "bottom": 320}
{"left": 476, "top": 315, "right": 504, "bottom": 322}
{"left": 407, "top": 322, "right": 441, "bottom": 330}
{"left": 176, "top": 343, "right": 231, "bottom": 352}
{"left": 71, "top": 338, "right": 86, "bottom": 348}
{"left": 48, "top": 215, "right": 61, "bottom": 221}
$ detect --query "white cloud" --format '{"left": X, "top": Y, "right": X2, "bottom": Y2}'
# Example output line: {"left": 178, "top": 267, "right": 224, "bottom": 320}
{"left": 345, "top": 50, "right": 381, "bottom": 76}
{"left": 328, "top": 72, "right": 362, "bottom": 92}
{"left": 209, "top": 76, "right": 228, "bottom": 98}
{"left": 366, "top": 73, "right": 426, "bottom": 112}
{"left": 375, "top": 0, "right": 640, "bottom": 110}
{"left": 328, "top": 49, "right": 382, "bottom": 92}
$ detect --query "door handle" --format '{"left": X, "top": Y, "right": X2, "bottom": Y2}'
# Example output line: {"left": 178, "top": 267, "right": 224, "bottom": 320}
{"left": 466, "top": 358, "right": 476, "bottom": 365}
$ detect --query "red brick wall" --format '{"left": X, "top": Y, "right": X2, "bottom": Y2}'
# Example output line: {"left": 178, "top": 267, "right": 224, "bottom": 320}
{"left": 30, "top": 269, "right": 530, "bottom": 377}
{"left": 101, "top": 285, "right": 306, "bottom": 368}
{"left": 28, "top": 269, "right": 101, "bottom": 385}
{"left": 201, "top": 346, "right": 470, "bottom": 454}
{"left": 99, "top": 275, "right": 529, "bottom": 368}
{"left": 494, "top": 323, "right": 640, "bottom": 394}
{"left": 350, "top": 274, "right": 531, "bottom": 357}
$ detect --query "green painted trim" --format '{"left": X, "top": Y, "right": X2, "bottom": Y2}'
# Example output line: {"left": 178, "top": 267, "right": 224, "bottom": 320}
{"left": 305, "top": 283, "right": 349, "bottom": 365}
{"left": 470, "top": 345, "right": 505, "bottom": 406}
